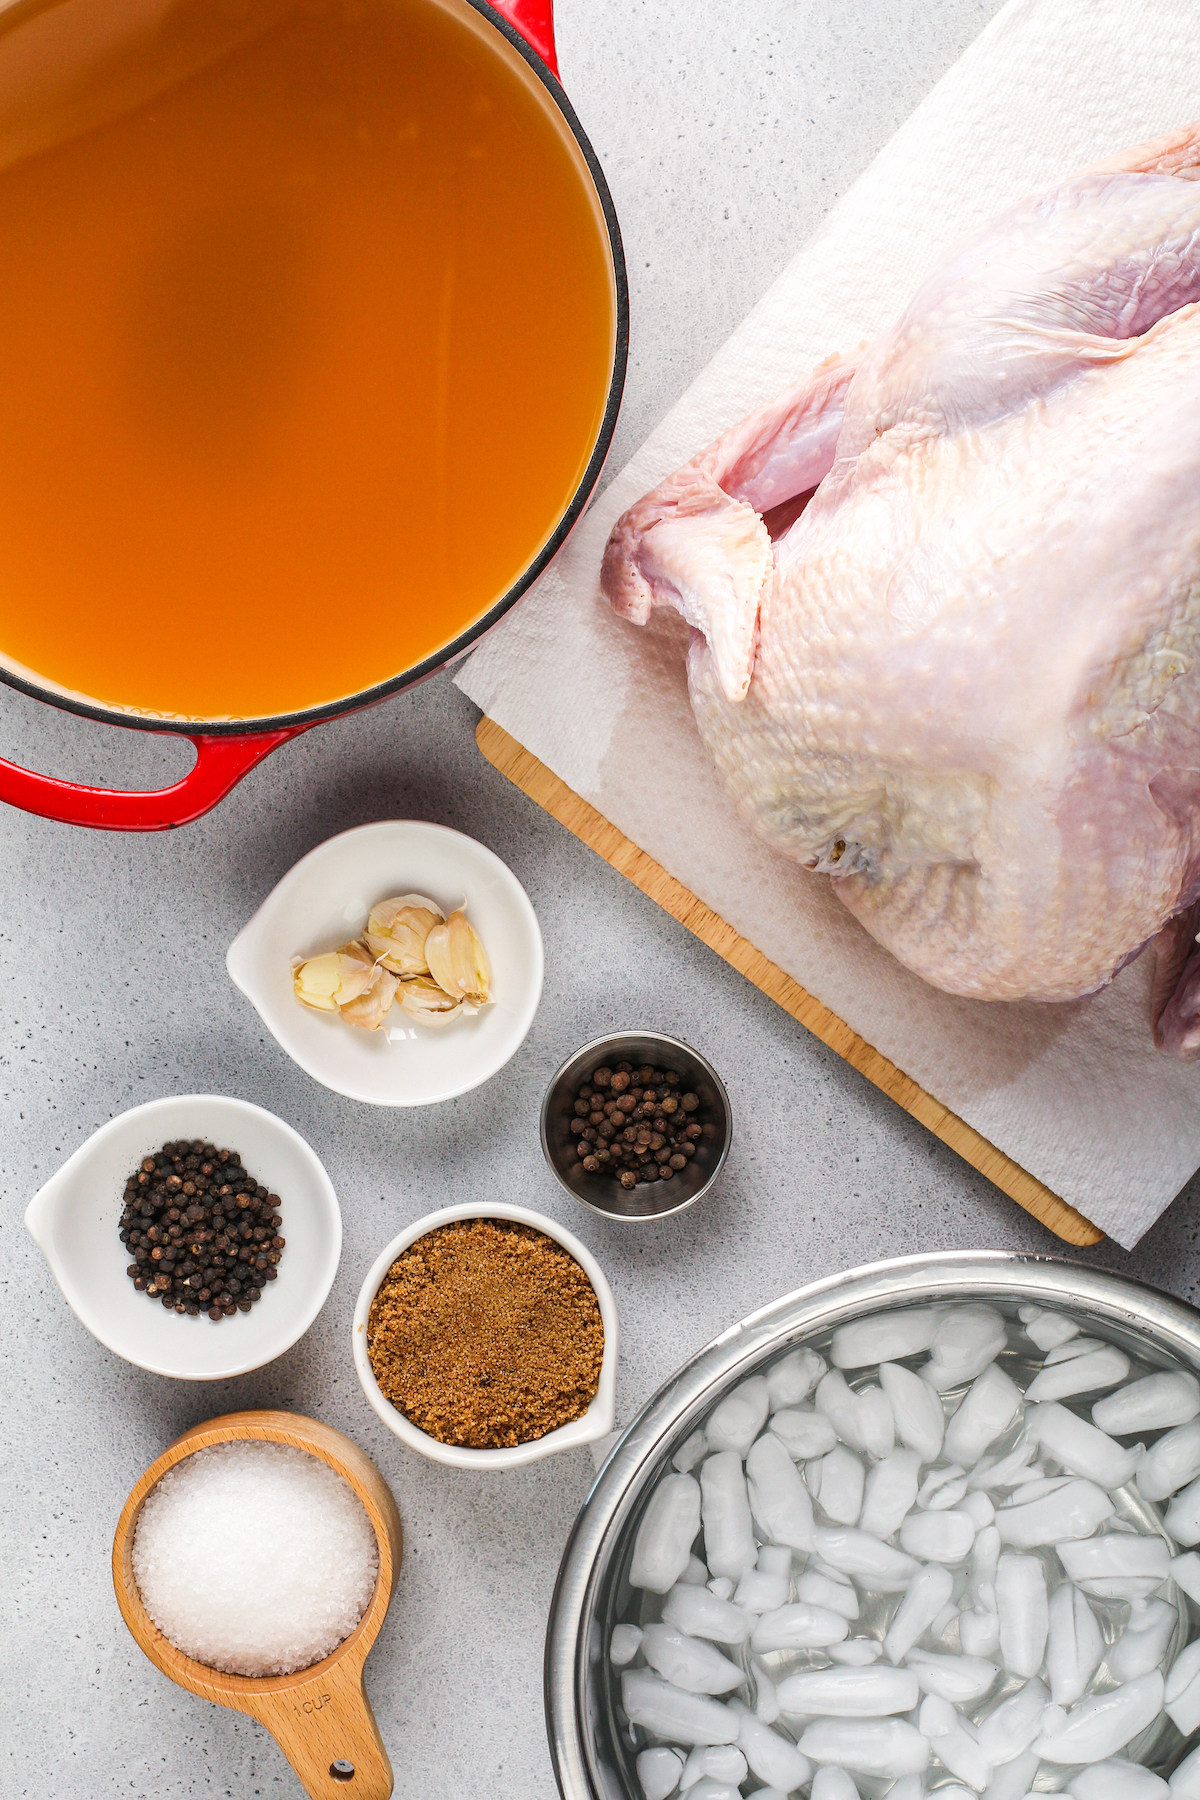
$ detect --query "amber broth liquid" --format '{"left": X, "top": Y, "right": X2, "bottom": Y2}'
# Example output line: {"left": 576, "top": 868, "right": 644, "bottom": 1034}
{"left": 0, "top": 0, "right": 614, "bottom": 719}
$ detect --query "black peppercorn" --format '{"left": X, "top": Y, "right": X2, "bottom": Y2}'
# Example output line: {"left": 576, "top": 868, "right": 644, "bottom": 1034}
{"left": 120, "top": 1140, "right": 284, "bottom": 1325}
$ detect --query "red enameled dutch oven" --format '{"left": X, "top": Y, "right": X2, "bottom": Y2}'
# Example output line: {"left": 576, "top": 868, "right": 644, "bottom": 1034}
{"left": 0, "top": 0, "right": 626, "bottom": 831}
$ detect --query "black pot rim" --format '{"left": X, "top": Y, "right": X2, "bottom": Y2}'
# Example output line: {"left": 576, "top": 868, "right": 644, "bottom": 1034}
{"left": 0, "top": 0, "right": 629, "bottom": 739}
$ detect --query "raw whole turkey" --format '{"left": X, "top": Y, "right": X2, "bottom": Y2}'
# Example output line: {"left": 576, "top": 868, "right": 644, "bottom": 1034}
{"left": 601, "top": 123, "right": 1200, "bottom": 1055}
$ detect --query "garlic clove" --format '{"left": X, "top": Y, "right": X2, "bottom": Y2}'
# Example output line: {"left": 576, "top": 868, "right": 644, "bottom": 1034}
{"left": 364, "top": 893, "right": 444, "bottom": 976}
{"left": 399, "top": 975, "right": 465, "bottom": 1027}
{"left": 339, "top": 959, "right": 398, "bottom": 1030}
{"left": 424, "top": 908, "right": 491, "bottom": 1005}
{"left": 294, "top": 942, "right": 377, "bottom": 1012}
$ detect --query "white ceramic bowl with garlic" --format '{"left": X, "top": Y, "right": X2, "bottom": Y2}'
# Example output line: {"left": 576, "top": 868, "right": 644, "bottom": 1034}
{"left": 226, "top": 822, "right": 544, "bottom": 1106}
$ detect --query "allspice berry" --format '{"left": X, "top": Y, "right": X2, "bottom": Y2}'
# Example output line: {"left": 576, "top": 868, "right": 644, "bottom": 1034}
{"left": 569, "top": 1063, "right": 709, "bottom": 1197}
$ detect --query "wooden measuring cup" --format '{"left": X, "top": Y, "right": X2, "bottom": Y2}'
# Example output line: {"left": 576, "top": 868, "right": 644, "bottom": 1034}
{"left": 113, "top": 1410, "right": 402, "bottom": 1800}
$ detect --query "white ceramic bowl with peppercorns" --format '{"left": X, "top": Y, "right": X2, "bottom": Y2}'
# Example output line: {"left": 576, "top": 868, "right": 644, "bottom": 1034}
{"left": 352, "top": 1201, "right": 618, "bottom": 1469}
{"left": 24, "top": 1094, "right": 341, "bottom": 1380}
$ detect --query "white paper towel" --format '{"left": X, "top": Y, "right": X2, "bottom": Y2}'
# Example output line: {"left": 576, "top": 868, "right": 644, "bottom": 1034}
{"left": 457, "top": 0, "right": 1200, "bottom": 1248}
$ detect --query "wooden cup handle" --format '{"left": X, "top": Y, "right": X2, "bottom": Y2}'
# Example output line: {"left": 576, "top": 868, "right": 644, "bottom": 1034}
{"left": 244, "top": 1659, "right": 393, "bottom": 1800}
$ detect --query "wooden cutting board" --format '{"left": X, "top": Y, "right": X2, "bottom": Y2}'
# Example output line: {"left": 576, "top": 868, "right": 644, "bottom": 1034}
{"left": 476, "top": 715, "right": 1104, "bottom": 1248}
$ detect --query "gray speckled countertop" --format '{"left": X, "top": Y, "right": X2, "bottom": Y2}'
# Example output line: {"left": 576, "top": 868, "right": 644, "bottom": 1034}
{"left": 8, "top": 2, "right": 1200, "bottom": 1796}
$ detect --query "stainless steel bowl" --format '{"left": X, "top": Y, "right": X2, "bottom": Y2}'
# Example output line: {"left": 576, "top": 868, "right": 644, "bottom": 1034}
{"left": 540, "top": 1033, "right": 732, "bottom": 1221}
{"left": 544, "top": 1250, "right": 1200, "bottom": 1799}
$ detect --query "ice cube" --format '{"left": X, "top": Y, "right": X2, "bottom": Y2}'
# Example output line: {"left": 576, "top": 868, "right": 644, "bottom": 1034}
{"left": 797, "top": 1716, "right": 930, "bottom": 1778}
{"left": 729, "top": 1698, "right": 813, "bottom": 1791}
{"left": 1164, "top": 1637, "right": 1200, "bottom": 1735}
{"left": 995, "top": 1478, "right": 1114, "bottom": 1547}
{"left": 809, "top": 1446, "right": 865, "bottom": 1526}
{"left": 636, "top": 1746, "right": 683, "bottom": 1800}
{"left": 768, "top": 1407, "right": 837, "bottom": 1461}
{"left": 962, "top": 1490, "right": 996, "bottom": 1530}
{"left": 1106, "top": 1598, "right": 1178, "bottom": 1682}
{"left": 673, "top": 1429, "right": 708, "bottom": 1474}
{"left": 662, "top": 1583, "right": 756, "bottom": 1646}
{"left": 1169, "top": 1740, "right": 1200, "bottom": 1795}
{"left": 641, "top": 1624, "right": 746, "bottom": 1695}
{"left": 918, "top": 1694, "right": 992, "bottom": 1790}
{"left": 706, "top": 1379, "right": 770, "bottom": 1458}
{"left": 900, "top": 1509, "right": 976, "bottom": 1563}
{"left": 926, "top": 1478, "right": 971, "bottom": 1512}
{"left": 700, "top": 1452, "right": 757, "bottom": 1582}
{"left": 1092, "top": 1371, "right": 1200, "bottom": 1436}
{"left": 1167, "top": 1473, "right": 1200, "bottom": 1547}
{"left": 812, "top": 1525, "right": 919, "bottom": 1590}
{"left": 1027, "top": 1401, "right": 1143, "bottom": 1489}
{"left": 809, "top": 1771, "right": 861, "bottom": 1800}
{"left": 620, "top": 1671, "right": 740, "bottom": 1746}
{"left": 630, "top": 1474, "right": 703, "bottom": 1593}
{"left": 815, "top": 1371, "right": 894, "bottom": 1458}
{"left": 794, "top": 1569, "right": 860, "bottom": 1620}
{"left": 734, "top": 1566, "right": 788, "bottom": 1613}
{"left": 883, "top": 1562, "right": 955, "bottom": 1664}
{"left": 880, "top": 1361, "right": 946, "bottom": 1462}
{"left": 1007, "top": 1474, "right": 1075, "bottom": 1504}
{"left": 981, "top": 1749, "right": 1040, "bottom": 1800}
{"left": 968, "top": 1438, "right": 1039, "bottom": 1492}
{"left": 917, "top": 1463, "right": 968, "bottom": 1509}
{"left": 766, "top": 1348, "right": 826, "bottom": 1412}
{"left": 679, "top": 1744, "right": 747, "bottom": 1790}
{"left": 1025, "top": 1347, "right": 1130, "bottom": 1403}
{"left": 1171, "top": 1551, "right": 1200, "bottom": 1607}
{"left": 1057, "top": 1533, "right": 1170, "bottom": 1600}
{"left": 827, "top": 1638, "right": 882, "bottom": 1664}
{"left": 943, "top": 1365, "right": 1024, "bottom": 1467}
{"left": 774, "top": 1665, "right": 919, "bottom": 1717}
{"left": 1045, "top": 1336, "right": 1108, "bottom": 1364}
{"left": 750, "top": 1601, "right": 849, "bottom": 1653}
{"left": 996, "top": 1553, "right": 1048, "bottom": 1677}
{"left": 1138, "top": 1420, "right": 1200, "bottom": 1504}
{"left": 745, "top": 1432, "right": 815, "bottom": 1551}
{"left": 959, "top": 1606, "right": 1001, "bottom": 1656}
{"left": 906, "top": 1647, "right": 998, "bottom": 1703}
{"left": 923, "top": 1306, "right": 1008, "bottom": 1392}
{"left": 610, "top": 1623, "right": 643, "bottom": 1666}
{"left": 860, "top": 1449, "right": 922, "bottom": 1538}
{"left": 1020, "top": 1307, "right": 1082, "bottom": 1351}
{"left": 750, "top": 1658, "right": 779, "bottom": 1724}
{"left": 1045, "top": 1582, "right": 1104, "bottom": 1705}
{"left": 1066, "top": 1759, "right": 1169, "bottom": 1799}
{"left": 1033, "top": 1669, "right": 1165, "bottom": 1764}
{"left": 973, "top": 1675, "right": 1048, "bottom": 1766}
{"left": 830, "top": 1307, "right": 939, "bottom": 1369}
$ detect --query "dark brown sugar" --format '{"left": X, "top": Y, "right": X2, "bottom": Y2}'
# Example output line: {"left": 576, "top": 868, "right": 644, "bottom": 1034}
{"left": 366, "top": 1219, "right": 605, "bottom": 1448}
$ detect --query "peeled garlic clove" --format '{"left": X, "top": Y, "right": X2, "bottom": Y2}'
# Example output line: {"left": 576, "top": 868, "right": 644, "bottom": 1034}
{"left": 363, "top": 893, "right": 444, "bottom": 975}
{"left": 293, "top": 942, "right": 377, "bottom": 1011}
{"left": 398, "top": 975, "right": 465, "bottom": 1027}
{"left": 339, "top": 959, "right": 398, "bottom": 1030}
{"left": 425, "top": 908, "right": 491, "bottom": 1004}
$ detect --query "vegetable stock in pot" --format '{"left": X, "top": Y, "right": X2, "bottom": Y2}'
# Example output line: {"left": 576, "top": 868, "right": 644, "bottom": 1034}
{"left": 0, "top": 0, "right": 615, "bottom": 721}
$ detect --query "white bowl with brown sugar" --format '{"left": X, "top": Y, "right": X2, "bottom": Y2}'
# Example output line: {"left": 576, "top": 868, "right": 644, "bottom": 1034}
{"left": 352, "top": 1202, "right": 618, "bottom": 1469}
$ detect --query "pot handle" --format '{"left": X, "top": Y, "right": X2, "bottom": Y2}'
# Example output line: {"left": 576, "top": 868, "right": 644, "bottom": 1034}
{"left": 490, "top": 0, "right": 558, "bottom": 77}
{"left": 0, "top": 724, "right": 310, "bottom": 831}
